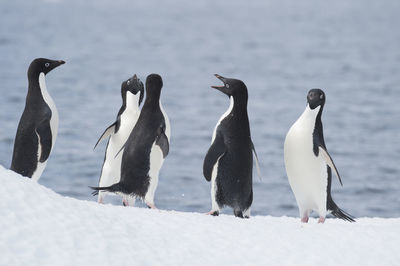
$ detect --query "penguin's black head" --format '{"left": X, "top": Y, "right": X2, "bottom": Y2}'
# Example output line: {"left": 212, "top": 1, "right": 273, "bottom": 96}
{"left": 307, "top": 88, "right": 326, "bottom": 109}
{"left": 28, "top": 58, "right": 65, "bottom": 76}
{"left": 122, "top": 74, "right": 144, "bottom": 105}
{"left": 145, "top": 74, "right": 163, "bottom": 96}
{"left": 211, "top": 74, "right": 248, "bottom": 98}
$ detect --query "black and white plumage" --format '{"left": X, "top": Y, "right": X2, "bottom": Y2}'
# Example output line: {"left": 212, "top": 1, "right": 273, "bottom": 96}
{"left": 203, "top": 74, "right": 259, "bottom": 218}
{"left": 284, "top": 89, "right": 355, "bottom": 223}
{"left": 10, "top": 58, "right": 65, "bottom": 180}
{"left": 91, "top": 74, "right": 170, "bottom": 208}
{"left": 94, "top": 75, "right": 144, "bottom": 205}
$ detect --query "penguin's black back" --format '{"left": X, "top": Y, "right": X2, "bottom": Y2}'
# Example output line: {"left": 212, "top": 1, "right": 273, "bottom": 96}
{"left": 216, "top": 105, "right": 253, "bottom": 211}
{"left": 118, "top": 92, "right": 165, "bottom": 198}
{"left": 10, "top": 78, "right": 51, "bottom": 177}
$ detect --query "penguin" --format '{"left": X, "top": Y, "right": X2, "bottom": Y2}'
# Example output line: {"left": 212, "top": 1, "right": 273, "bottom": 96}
{"left": 284, "top": 89, "right": 355, "bottom": 223}
{"left": 10, "top": 58, "right": 65, "bottom": 180}
{"left": 91, "top": 74, "right": 170, "bottom": 209}
{"left": 203, "top": 74, "right": 259, "bottom": 218}
{"left": 94, "top": 74, "right": 144, "bottom": 205}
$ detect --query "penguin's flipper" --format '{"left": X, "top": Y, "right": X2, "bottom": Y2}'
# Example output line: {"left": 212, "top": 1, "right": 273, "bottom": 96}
{"left": 35, "top": 119, "right": 52, "bottom": 163}
{"left": 90, "top": 183, "right": 123, "bottom": 196}
{"left": 318, "top": 146, "right": 343, "bottom": 186}
{"left": 251, "top": 141, "right": 262, "bottom": 180}
{"left": 94, "top": 122, "right": 117, "bottom": 150}
{"left": 327, "top": 197, "right": 355, "bottom": 222}
{"left": 156, "top": 126, "right": 169, "bottom": 158}
{"left": 203, "top": 132, "right": 226, "bottom": 182}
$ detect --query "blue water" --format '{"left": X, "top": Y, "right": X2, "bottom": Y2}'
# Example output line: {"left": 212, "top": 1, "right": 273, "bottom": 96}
{"left": 1, "top": 0, "right": 399, "bottom": 218}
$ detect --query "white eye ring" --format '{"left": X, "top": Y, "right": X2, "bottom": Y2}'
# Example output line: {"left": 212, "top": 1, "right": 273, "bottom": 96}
{"left": 320, "top": 94, "right": 324, "bottom": 99}
{"left": 226, "top": 84, "right": 230, "bottom": 88}
{"left": 45, "top": 63, "right": 50, "bottom": 68}
{"left": 127, "top": 80, "right": 130, "bottom": 85}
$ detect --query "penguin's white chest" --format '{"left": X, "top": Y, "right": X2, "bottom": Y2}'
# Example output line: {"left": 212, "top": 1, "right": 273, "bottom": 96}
{"left": 39, "top": 73, "right": 59, "bottom": 147}
{"left": 32, "top": 73, "right": 59, "bottom": 180}
{"left": 148, "top": 101, "right": 170, "bottom": 174}
{"left": 143, "top": 101, "right": 170, "bottom": 203}
{"left": 212, "top": 96, "right": 233, "bottom": 142}
{"left": 284, "top": 106, "right": 327, "bottom": 212}
{"left": 99, "top": 91, "right": 142, "bottom": 187}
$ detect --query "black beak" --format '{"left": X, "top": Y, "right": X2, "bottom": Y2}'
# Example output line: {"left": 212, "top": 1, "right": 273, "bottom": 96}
{"left": 52, "top": 60, "right": 65, "bottom": 69}
{"left": 211, "top": 74, "right": 230, "bottom": 95}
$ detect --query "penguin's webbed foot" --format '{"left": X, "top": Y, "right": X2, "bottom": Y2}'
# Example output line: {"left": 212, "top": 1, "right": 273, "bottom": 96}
{"left": 301, "top": 216, "right": 309, "bottom": 223}
{"left": 318, "top": 217, "right": 325, "bottom": 223}
{"left": 147, "top": 203, "right": 157, "bottom": 209}
{"left": 206, "top": 210, "right": 219, "bottom": 216}
{"left": 122, "top": 199, "right": 129, "bottom": 207}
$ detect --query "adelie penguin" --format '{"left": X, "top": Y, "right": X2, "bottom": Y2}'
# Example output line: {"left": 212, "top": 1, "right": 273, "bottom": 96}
{"left": 10, "top": 58, "right": 65, "bottom": 180}
{"left": 91, "top": 74, "right": 170, "bottom": 208}
{"left": 203, "top": 74, "right": 260, "bottom": 218}
{"left": 284, "top": 89, "right": 355, "bottom": 223}
{"left": 94, "top": 75, "right": 144, "bottom": 205}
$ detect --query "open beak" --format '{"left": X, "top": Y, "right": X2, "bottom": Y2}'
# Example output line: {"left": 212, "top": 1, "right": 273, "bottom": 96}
{"left": 211, "top": 74, "right": 230, "bottom": 95}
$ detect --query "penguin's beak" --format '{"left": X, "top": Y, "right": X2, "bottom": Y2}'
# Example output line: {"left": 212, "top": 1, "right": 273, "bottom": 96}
{"left": 54, "top": 60, "right": 65, "bottom": 67}
{"left": 52, "top": 60, "right": 65, "bottom": 69}
{"left": 211, "top": 74, "right": 230, "bottom": 96}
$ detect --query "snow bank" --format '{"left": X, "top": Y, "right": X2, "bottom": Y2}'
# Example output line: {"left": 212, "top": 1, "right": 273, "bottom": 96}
{"left": 0, "top": 166, "right": 399, "bottom": 266}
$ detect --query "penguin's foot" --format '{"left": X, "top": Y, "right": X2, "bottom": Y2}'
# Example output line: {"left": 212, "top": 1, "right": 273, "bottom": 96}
{"left": 122, "top": 199, "right": 129, "bottom": 207}
{"left": 301, "top": 216, "right": 309, "bottom": 223}
{"left": 318, "top": 217, "right": 325, "bottom": 223}
{"left": 147, "top": 203, "right": 157, "bottom": 209}
{"left": 206, "top": 210, "right": 219, "bottom": 216}
{"left": 97, "top": 197, "right": 104, "bottom": 204}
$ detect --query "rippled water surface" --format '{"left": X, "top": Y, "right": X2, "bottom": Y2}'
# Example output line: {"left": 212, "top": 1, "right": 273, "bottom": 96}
{"left": 1, "top": 0, "right": 399, "bottom": 217}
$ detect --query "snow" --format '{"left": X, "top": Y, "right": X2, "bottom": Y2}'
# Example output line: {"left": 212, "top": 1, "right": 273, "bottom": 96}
{"left": 0, "top": 165, "right": 399, "bottom": 266}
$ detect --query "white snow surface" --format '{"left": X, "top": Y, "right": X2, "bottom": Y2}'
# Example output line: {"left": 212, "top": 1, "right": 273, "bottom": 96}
{"left": 0, "top": 165, "right": 399, "bottom": 266}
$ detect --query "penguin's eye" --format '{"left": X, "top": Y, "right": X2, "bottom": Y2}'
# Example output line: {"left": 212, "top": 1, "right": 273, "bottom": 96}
{"left": 45, "top": 63, "right": 50, "bottom": 68}
{"left": 127, "top": 80, "right": 130, "bottom": 85}
{"left": 226, "top": 84, "right": 230, "bottom": 88}
{"left": 320, "top": 94, "right": 324, "bottom": 99}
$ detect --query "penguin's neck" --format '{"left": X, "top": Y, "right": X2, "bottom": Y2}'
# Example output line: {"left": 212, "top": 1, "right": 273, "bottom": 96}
{"left": 125, "top": 91, "right": 141, "bottom": 113}
{"left": 297, "top": 105, "right": 322, "bottom": 131}
{"left": 27, "top": 73, "right": 54, "bottom": 105}
{"left": 231, "top": 96, "right": 248, "bottom": 117}
{"left": 38, "top": 73, "right": 56, "bottom": 107}
{"left": 144, "top": 94, "right": 161, "bottom": 109}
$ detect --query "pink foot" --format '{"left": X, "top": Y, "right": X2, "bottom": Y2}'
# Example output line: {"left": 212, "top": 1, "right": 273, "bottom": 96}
{"left": 147, "top": 203, "right": 157, "bottom": 209}
{"left": 122, "top": 199, "right": 129, "bottom": 207}
{"left": 206, "top": 210, "right": 219, "bottom": 216}
{"left": 301, "top": 217, "right": 309, "bottom": 223}
{"left": 318, "top": 217, "right": 325, "bottom": 223}
{"left": 98, "top": 198, "right": 104, "bottom": 204}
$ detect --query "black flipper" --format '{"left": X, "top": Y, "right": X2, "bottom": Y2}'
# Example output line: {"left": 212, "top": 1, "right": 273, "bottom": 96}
{"left": 251, "top": 141, "right": 261, "bottom": 180}
{"left": 327, "top": 197, "right": 356, "bottom": 222}
{"left": 90, "top": 182, "right": 124, "bottom": 196}
{"left": 155, "top": 126, "right": 169, "bottom": 158}
{"left": 94, "top": 121, "right": 117, "bottom": 150}
{"left": 35, "top": 119, "right": 52, "bottom": 163}
{"left": 203, "top": 131, "right": 226, "bottom": 182}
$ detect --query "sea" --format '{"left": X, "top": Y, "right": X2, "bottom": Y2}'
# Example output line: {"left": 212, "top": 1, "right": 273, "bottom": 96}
{"left": 0, "top": 0, "right": 399, "bottom": 217}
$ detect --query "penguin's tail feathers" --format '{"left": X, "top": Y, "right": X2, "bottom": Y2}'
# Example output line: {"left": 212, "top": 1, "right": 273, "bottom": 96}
{"left": 328, "top": 200, "right": 356, "bottom": 222}
{"left": 89, "top": 183, "right": 123, "bottom": 196}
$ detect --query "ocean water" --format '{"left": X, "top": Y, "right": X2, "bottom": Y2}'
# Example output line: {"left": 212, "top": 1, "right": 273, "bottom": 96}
{"left": 0, "top": 0, "right": 399, "bottom": 218}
